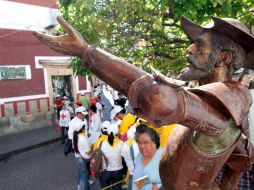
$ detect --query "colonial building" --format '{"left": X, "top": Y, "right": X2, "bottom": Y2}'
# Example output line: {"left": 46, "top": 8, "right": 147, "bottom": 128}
{"left": 0, "top": 0, "right": 90, "bottom": 135}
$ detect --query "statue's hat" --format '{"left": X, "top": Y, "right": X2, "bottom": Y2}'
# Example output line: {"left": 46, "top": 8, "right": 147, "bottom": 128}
{"left": 181, "top": 16, "right": 254, "bottom": 69}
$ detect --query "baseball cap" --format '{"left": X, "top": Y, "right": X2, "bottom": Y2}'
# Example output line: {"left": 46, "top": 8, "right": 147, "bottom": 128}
{"left": 101, "top": 121, "right": 111, "bottom": 133}
{"left": 75, "top": 106, "right": 88, "bottom": 115}
{"left": 107, "top": 122, "right": 119, "bottom": 136}
{"left": 75, "top": 101, "right": 83, "bottom": 106}
{"left": 110, "top": 106, "right": 123, "bottom": 120}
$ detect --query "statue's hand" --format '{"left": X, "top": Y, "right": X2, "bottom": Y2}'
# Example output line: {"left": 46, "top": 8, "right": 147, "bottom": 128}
{"left": 33, "top": 16, "right": 88, "bottom": 58}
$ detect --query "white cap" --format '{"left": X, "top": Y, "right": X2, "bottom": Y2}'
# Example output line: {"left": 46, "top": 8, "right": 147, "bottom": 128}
{"left": 110, "top": 106, "right": 123, "bottom": 120}
{"left": 101, "top": 121, "right": 111, "bottom": 133}
{"left": 75, "top": 106, "right": 88, "bottom": 115}
{"left": 107, "top": 122, "right": 119, "bottom": 136}
{"left": 63, "top": 96, "right": 68, "bottom": 99}
{"left": 56, "top": 94, "right": 60, "bottom": 97}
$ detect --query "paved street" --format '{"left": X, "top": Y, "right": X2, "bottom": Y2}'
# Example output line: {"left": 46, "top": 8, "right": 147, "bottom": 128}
{"left": 0, "top": 88, "right": 114, "bottom": 190}
{"left": 0, "top": 142, "right": 100, "bottom": 190}
{"left": 0, "top": 142, "right": 77, "bottom": 190}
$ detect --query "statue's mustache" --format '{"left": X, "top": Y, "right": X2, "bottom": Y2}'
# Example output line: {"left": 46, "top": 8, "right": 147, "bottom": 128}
{"left": 186, "top": 55, "right": 208, "bottom": 71}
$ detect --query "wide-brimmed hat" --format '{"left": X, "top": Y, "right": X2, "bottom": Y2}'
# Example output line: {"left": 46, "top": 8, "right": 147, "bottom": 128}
{"left": 181, "top": 16, "right": 254, "bottom": 69}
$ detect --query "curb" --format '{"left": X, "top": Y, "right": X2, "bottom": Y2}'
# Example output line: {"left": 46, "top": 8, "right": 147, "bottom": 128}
{"left": 0, "top": 137, "right": 62, "bottom": 161}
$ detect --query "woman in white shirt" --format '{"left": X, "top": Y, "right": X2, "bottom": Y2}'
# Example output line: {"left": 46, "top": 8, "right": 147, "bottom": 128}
{"left": 73, "top": 124, "right": 92, "bottom": 190}
{"left": 99, "top": 122, "right": 124, "bottom": 190}
{"left": 121, "top": 126, "right": 139, "bottom": 190}
{"left": 89, "top": 104, "right": 102, "bottom": 133}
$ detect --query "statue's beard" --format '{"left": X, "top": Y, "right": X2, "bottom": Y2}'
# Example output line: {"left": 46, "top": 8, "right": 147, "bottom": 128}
{"left": 177, "top": 53, "right": 216, "bottom": 81}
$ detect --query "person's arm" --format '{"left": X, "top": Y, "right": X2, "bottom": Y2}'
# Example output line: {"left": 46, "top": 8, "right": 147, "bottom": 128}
{"left": 121, "top": 144, "right": 134, "bottom": 173}
{"left": 33, "top": 17, "right": 228, "bottom": 134}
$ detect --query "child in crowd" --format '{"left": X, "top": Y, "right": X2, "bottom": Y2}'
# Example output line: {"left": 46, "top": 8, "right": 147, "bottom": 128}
{"left": 59, "top": 104, "right": 71, "bottom": 144}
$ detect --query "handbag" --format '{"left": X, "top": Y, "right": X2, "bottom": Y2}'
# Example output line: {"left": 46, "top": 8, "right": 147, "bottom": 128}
{"left": 90, "top": 141, "right": 108, "bottom": 178}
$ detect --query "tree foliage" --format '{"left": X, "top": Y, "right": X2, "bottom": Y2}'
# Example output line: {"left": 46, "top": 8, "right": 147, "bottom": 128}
{"left": 58, "top": 0, "right": 254, "bottom": 77}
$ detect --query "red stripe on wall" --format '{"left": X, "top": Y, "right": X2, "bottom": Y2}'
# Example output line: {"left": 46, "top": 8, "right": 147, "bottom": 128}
{"left": 13, "top": 102, "right": 18, "bottom": 115}
{"left": 47, "top": 98, "right": 50, "bottom": 111}
{"left": 25, "top": 100, "right": 30, "bottom": 114}
{"left": 37, "top": 99, "right": 41, "bottom": 112}
{"left": 1, "top": 104, "right": 6, "bottom": 118}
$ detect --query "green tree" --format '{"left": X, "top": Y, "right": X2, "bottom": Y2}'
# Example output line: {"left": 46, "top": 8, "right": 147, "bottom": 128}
{"left": 58, "top": 0, "right": 254, "bottom": 77}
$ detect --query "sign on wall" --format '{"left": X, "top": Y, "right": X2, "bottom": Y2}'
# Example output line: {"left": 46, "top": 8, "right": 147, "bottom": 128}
{"left": 0, "top": 65, "right": 31, "bottom": 80}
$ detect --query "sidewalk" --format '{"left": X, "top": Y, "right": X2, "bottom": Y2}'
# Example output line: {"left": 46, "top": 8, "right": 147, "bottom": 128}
{"left": 0, "top": 125, "right": 61, "bottom": 161}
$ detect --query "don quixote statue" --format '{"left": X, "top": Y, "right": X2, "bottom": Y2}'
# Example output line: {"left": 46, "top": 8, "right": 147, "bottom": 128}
{"left": 33, "top": 15, "right": 254, "bottom": 190}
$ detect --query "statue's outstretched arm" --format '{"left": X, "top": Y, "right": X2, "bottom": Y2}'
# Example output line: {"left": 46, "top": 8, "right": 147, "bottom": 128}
{"left": 33, "top": 17, "right": 228, "bottom": 134}
{"left": 33, "top": 16, "right": 88, "bottom": 58}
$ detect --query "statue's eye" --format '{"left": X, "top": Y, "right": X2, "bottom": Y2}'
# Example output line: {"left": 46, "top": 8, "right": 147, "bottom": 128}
{"left": 196, "top": 40, "right": 204, "bottom": 53}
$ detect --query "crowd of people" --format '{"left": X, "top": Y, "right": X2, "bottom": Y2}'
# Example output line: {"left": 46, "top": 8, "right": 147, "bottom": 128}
{"left": 54, "top": 84, "right": 176, "bottom": 190}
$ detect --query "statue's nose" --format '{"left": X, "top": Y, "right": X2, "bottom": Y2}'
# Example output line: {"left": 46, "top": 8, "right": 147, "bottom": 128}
{"left": 186, "top": 43, "right": 195, "bottom": 55}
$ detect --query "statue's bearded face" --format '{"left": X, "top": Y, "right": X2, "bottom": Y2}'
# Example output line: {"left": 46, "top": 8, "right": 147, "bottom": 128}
{"left": 178, "top": 32, "right": 217, "bottom": 81}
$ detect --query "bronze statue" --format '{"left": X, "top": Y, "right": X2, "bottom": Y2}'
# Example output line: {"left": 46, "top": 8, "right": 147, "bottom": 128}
{"left": 33, "top": 16, "right": 254, "bottom": 189}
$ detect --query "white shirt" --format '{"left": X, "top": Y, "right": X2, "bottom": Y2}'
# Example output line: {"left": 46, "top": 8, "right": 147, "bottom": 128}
{"left": 121, "top": 139, "right": 139, "bottom": 175}
{"left": 68, "top": 117, "right": 87, "bottom": 140}
{"left": 101, "top": 140, "right": 124, "bottom": 171}
{"left": 90, "top": 112, "right": 102, "bottom": 132}
{"left": 59, "top": 110, "right": 71, "bottom": 127}
{"left": 112, "top": 90, "right": 118, "bottom": 101}
{"left": 93, "top": 86, "right": 100, "bottom": 97}
{"left": 74, "top": 133, "right": 91, "bottom": 159}
{"left": 96, "top": 102, "right": 103, "bottom": 118}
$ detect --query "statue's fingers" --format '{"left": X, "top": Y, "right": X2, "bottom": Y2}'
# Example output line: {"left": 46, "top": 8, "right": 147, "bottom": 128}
{"left": 57, "top": 16, "right": 84, "bottom": 40}
{"left": 33, "top": 31, "right": 57, "bottom": 44}
{"left": 33, "top": 31, "right": 65, "bottom": 52}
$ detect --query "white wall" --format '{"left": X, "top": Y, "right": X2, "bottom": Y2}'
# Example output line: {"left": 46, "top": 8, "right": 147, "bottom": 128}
{"left": 0, "top": 1, "right": 59, "bottom": 31}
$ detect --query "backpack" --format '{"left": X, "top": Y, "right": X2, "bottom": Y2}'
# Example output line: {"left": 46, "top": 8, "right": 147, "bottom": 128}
{"left": 90, "top": 141, "right": 108, "bottom": 178}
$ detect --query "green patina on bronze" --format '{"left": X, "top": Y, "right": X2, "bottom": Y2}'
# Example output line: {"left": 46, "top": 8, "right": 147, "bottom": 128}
{"left": 192, "top": 119, "right": 241, "bottom": 155}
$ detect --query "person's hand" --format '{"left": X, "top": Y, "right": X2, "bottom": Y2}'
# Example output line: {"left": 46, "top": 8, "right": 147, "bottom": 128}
{"left": 33, "top": 16, "right": 88, "bottom": 58}
{"left": 152, "top": 183, "right": 159, "bottom": 190}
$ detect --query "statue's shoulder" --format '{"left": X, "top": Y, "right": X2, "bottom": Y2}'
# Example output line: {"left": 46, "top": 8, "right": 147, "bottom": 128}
{"left": 188, "top": 81, "right": 252, "bottom": 127}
